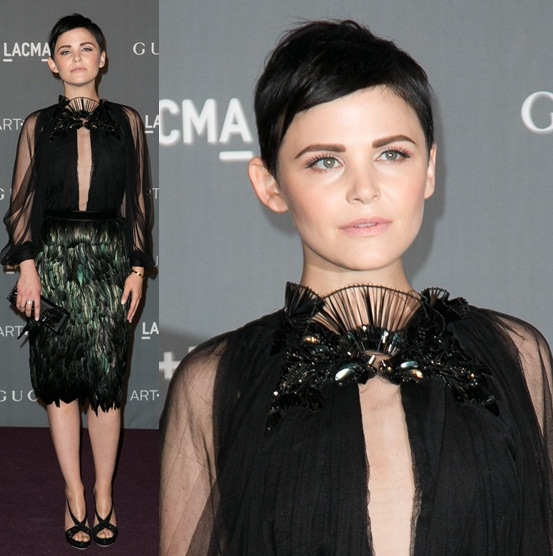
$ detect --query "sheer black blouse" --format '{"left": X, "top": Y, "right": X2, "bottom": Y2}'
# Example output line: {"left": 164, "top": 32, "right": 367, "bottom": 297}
{"left": 1, "top": 97, "right": 154, "bottom": 269}
{"left": 160, "top": 284, "right": 553, "bottom": 555}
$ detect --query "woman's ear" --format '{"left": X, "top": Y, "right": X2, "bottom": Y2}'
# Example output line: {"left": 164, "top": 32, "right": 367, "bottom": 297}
{"left": 47, "top": 57, "right": 59, "bottom": 74}
{"left": 424, "top": 143, "right": 437, "bottom": 199}
{"left": 248, "top": 157, "right": 288, "bottom": 213}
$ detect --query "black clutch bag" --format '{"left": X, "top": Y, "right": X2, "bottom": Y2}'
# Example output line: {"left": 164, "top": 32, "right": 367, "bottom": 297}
{"left": 7, "top": 285, "right": 70, "bottom": 336}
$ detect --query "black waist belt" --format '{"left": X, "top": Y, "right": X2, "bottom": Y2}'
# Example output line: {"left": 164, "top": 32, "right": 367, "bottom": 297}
{"left": 44, "top": 210, "right": 119, "bottom": 221}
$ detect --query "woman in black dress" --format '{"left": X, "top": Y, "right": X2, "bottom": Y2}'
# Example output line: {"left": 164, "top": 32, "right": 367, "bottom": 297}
{"left": 160, "top": 20, "right": 553, "bottom": 555}
{"left": 2, "top": 14, "right": 153, "bottom": 549}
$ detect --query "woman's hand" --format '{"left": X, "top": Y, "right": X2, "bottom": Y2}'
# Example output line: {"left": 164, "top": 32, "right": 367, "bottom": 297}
{"left": 17, "top": 259, "right": 42, "bottom": 320}
{"left": 121, "top": 267, "right": 145, "bottom": 323}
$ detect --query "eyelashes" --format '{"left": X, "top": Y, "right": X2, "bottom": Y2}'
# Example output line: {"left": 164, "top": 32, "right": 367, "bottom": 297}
{"left": 305, "top": 155, "right": 341, "bottom": 170}
{"left": 59, "top": 47, "right": 95, "bottom": 55}
{"left": 378, "top": 147, "right": 412, "bottom": 162}
{"left": 303, "top": 146, "right": 413, "bottom": 170}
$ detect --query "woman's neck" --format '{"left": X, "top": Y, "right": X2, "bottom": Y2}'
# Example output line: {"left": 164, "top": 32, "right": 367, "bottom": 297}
{"left": 300, "top": 263, "right": 412, "bottom": 297}
{"left": 62, "top": 84, "right": 100, "bottom": 102}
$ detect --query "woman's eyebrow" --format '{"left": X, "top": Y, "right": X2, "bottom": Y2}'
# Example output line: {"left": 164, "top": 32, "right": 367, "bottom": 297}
{"left": 294, "top": 143, "right": 346, "bottom": 159}
{"left": 56, "top": 41, "right": 96, "bottom": 52}
{"left": 372, "top": 134, "right": 416, "bottom": 148}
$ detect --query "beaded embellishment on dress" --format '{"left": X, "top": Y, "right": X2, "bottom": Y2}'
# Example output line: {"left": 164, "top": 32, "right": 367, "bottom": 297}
{"left": 267, "top": 283, "right": 498, "bottom": 430}
{"left": 49, "top": 96, "right": 121, "bottom": 141}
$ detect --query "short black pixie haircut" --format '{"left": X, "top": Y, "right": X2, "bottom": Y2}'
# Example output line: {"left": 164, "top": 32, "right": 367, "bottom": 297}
{"left": 48, "top": 13, "right": 106, "bottom": 56}
{"left": 254, "top": 20, "right": 434, "bottom": 176}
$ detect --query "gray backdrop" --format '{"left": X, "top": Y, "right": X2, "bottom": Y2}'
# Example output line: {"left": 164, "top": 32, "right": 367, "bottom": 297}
{"left": 4, "top": 2, "right": 551, "bottom": 426}
{"left": 159, "top": 0, "right": 553, "bottom": 407}
{"left": 0, "top": 0, "right": 159, "bottom": 428}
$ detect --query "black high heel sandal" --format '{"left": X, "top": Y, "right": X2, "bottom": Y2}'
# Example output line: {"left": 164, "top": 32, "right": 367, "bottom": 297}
{"left": 65, "top": 500, "right": 91, "bottom": 550}
{"left": 92, "top": 504, "right": 118, "bottom": 547}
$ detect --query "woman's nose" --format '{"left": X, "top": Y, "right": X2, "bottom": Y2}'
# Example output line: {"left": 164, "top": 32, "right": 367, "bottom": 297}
{"left": 346, "top": 169, "right": 380, "bottom": 204}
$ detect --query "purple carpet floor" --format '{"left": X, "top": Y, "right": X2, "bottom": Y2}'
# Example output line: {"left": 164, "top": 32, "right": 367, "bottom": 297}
{"left": 0, "top": 427, "right": 158, "bottom": 555}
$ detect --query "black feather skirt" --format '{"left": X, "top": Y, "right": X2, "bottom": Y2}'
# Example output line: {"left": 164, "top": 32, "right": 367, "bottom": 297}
{"left": 30, "top": 212, "right": 130, "bottom": 412}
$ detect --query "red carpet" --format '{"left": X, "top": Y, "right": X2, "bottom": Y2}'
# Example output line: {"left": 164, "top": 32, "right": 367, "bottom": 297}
{"left": 0, "top": 427, "right": 158, "bottom": 555}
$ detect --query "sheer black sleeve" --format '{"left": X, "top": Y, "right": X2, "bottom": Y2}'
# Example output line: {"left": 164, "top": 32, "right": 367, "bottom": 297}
{"left": 120, "top": 105, "right": 154, "bottom": 269}
{"left": 452, "top": 308, "right": 553, "bottom": 551}
{"left": 493, "top": 313, "right": 553, "bottom": 456}
{"left": 1, "top": 111, "right": 41, "bottom": 265}
{"left": 160, "top": 338, "right": 226, "bottom": 555}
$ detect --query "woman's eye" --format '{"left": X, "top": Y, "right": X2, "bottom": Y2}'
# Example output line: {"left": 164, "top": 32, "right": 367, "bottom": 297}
{"left": 309, "top": 157, "right": 340, "bottom": 170}
{"left": 379, "top": 150, "right": 407, "bottom": 162}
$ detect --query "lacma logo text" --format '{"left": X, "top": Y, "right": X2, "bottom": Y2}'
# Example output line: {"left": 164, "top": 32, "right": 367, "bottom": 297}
{"left": 3, "top": 42, "right": 49, "bottom": 62}
{"left": 521, "top": 91, "right": 553, "bottom": 134}
{"left": 159, "top": 98, "right": 254, "bottom": 161}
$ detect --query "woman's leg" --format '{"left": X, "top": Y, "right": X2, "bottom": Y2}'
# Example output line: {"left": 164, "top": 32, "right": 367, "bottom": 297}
{"left": 87, "top": 406, "right": 121, "bottom": 539}
{"left": 47, "top": 400, "right": 89, "bottom": 542}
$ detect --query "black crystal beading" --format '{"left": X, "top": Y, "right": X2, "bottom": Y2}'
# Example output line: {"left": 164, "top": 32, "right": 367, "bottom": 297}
{"left": 49, "top": 96, "right": 121, "bottom": 141}
{"left": 267, "top": 283, "right": 498, "bottom": 430}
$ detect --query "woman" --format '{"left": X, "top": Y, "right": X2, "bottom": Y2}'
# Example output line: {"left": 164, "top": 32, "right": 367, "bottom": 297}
{"left": 160, "top": 21, "right": 553, "bottom": 554}
{"left": 2, "top": 14, "right": 153, "bottom": 550}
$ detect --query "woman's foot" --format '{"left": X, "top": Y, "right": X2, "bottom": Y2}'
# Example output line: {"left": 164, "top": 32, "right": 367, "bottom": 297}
{"left": 65, "top": 497, "right": 91, "bottom": 550}
{"left": 92, "top": 490, "right": 118, "bottom": 546}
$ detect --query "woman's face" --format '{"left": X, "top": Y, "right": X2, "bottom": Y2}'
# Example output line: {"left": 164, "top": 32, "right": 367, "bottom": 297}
{"left": 251, "top": 86, "right": 436, "bottom": 290}
{"left": 47, "top": 27, "right": 105, "bottom": 89}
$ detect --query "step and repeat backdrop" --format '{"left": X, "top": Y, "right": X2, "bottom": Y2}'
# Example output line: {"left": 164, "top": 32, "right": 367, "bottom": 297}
{"left": 1, "top": 0, "right": 159, "bottom": 428}
{"left": 159, "top": 0, "right": 553, "bottom": 405}
{"left": 3, "top": 1, "right": 552, "bottom": 426}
